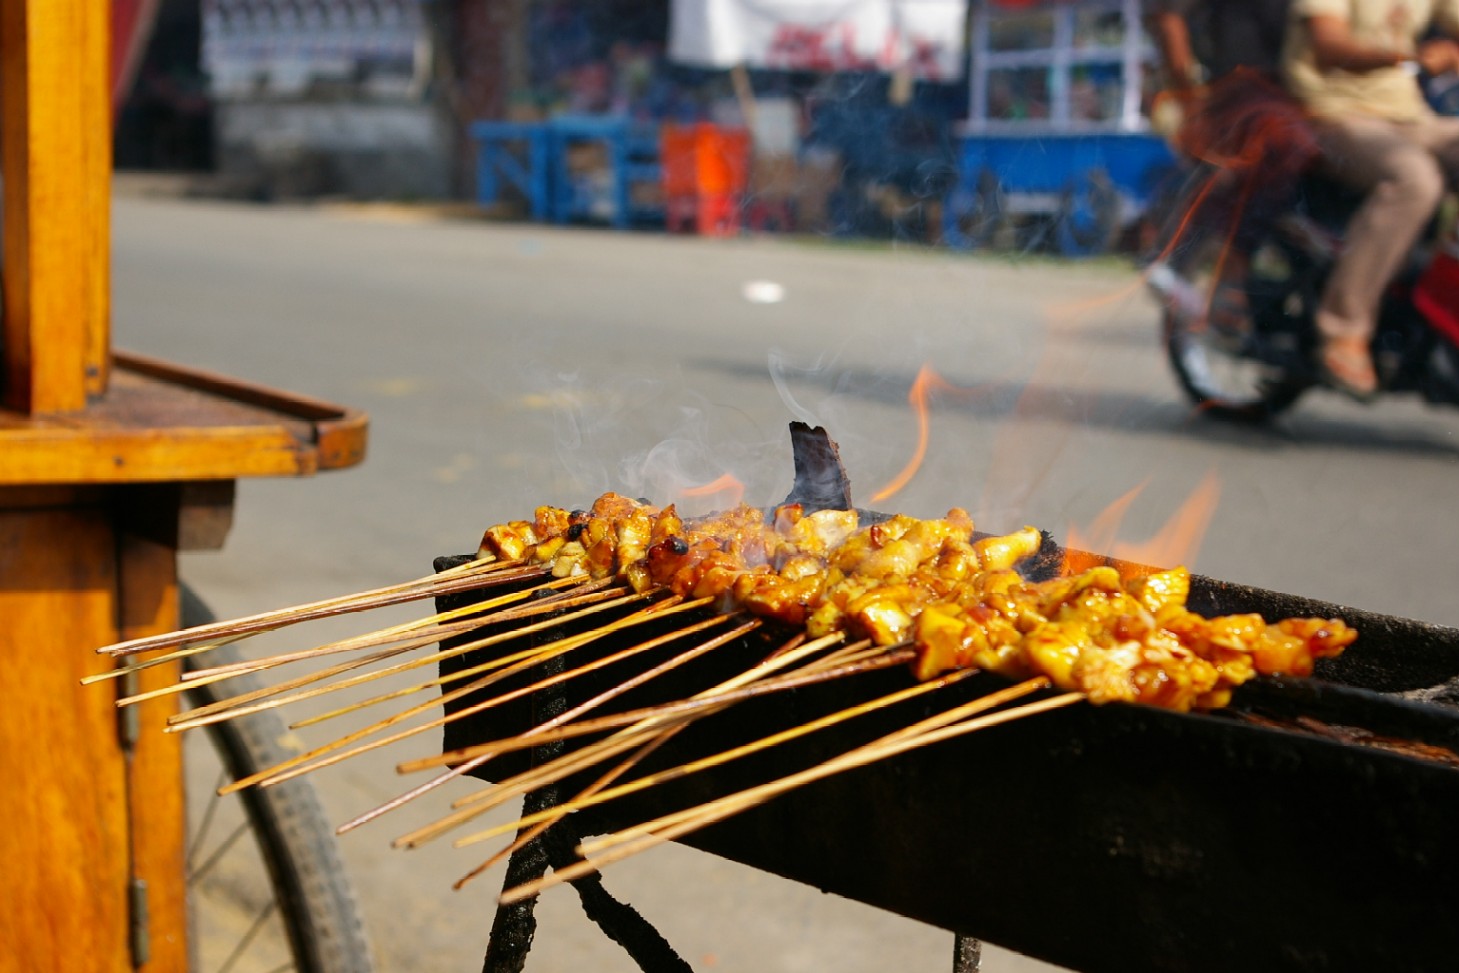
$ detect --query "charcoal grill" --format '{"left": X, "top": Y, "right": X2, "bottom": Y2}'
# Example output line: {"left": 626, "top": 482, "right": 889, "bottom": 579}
{"left": 435, "top": 425, "right": 1459, "bottom": 973}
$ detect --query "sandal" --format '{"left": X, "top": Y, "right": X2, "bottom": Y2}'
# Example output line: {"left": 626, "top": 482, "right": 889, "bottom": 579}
{"left": 1317, "top": 338, "right": 1379, "bottom": 403}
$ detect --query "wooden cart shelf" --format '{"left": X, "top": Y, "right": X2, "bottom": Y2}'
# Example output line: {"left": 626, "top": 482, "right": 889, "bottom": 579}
{"left": 0, "top": 351, "right": 368, "bottom": 485}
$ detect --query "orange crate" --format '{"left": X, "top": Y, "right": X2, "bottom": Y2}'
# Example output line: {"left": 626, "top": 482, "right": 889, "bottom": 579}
{"left": 666, "top": 192, "right": 741, "bottom": 237}
{"left": 661, "top": 123, "right": 750, "bottom": 197}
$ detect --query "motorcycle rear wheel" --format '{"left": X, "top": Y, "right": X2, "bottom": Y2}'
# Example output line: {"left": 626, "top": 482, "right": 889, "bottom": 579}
{"left": 1160, "top": 233, "right": 1311, "bottom": 422}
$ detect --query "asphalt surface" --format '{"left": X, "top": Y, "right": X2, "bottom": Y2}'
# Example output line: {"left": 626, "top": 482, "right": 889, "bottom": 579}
{"left": 110, "top": 190, "right": 1459, "bottom": 972}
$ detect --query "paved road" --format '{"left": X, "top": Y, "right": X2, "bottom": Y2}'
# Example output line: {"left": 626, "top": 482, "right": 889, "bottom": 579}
{"left": 111, "top": 193, "right": 1459, "bottom": 972}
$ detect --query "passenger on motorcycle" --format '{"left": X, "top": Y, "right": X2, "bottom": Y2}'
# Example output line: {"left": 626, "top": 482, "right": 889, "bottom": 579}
{"left": 1284, "top": 0, "right": 1459, "bottom": 400}
{"left": 1148, "top": 1, "right": 1319, "bottom": 332}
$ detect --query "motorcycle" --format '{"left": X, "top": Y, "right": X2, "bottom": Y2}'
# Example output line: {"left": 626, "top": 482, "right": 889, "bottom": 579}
{"left": 1145, "top": 161, "right": 1459, "bottom": 422}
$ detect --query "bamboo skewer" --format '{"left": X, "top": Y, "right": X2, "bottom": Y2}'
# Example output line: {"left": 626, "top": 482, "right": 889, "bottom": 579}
{"left": 164, "top": 589, "right": 655, "bottom": 731}
{"left": 333, "top": 613, "right": 761, "bottom": 837}
{"left": 244, "top": 605, "right": 736, "bottom": 796}
{"left": 346, "top": 618, "right": 799, "bottom": 839}
{"left": 499, "top": 685, "right": 1083, "bottom": 904}
{"left": 123, "top": 583, "right": 608, "bottom": 710}
{"left": 444, "top": 661, "right": 990, "bottom": 889}
{"left": 389, "top": 635, "right": 889, "bottom": 850}
{"left": 447, "top": 665, "right": 987, "bottom": 855}
{"left": 98, "top": 557, "right": 534, "bottom": 659}
{"left": 382, "top": 628, "right": 825, "bottom": 845}
{"left": 395, "top": 723, "right": 683, "bottom": 852}
{"left": 100, "top": 570, "right": 584, "bottom": 702}
{"left": 119, "top": 640, "right": 417, "bottom": 711}
{"left": 588, "top": 683, "right": 1070, "bottom": 849}
{"left": 396, "top": 640, "right": 903, "bottom": 777}
{"left": 214, "top": 596, "right": 730, "bottom": 794}
{"left": 396, "top": 633, "right": 844, "bottom": 777}
{"left": 389, "top": 707, "right": 704, "bottom": 850}
{"left": 88, "top": 567, "right": 578, "bottom": 689}
{"left": 80, "top": 637, "right": 249, "bottom": 686}
{"left": 451, "top": 728, "right": 684, "bottom": 891}
{"left": 295, "top": 608, "right": 735, "bottom": 731}
{"left": 292, "top": 601, "right": 722, "bottom": 742}
{"left": 181, "top": 575, "right": 605, "bottom": 681}
{"left": 582, "top": 686, "right": 1080, "bottom": 858}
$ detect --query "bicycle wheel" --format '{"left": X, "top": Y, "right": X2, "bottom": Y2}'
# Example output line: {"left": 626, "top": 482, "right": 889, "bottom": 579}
{"left": 181, "top": 584, "right": 375, "bottom": 973}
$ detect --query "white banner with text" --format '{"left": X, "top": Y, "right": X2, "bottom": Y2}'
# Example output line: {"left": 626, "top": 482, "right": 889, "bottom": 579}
{"left": 669, "top": 0, "right": 969, "bottom": 81}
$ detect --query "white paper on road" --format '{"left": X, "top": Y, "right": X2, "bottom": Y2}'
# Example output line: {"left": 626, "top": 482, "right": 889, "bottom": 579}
{"left": 669, "top": 0, "right": 968, "bottom": 82}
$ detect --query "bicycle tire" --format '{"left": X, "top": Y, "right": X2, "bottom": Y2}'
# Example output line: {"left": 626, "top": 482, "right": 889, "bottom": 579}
{"left": 182, "top": 583, "right": 375, "bottom": 973}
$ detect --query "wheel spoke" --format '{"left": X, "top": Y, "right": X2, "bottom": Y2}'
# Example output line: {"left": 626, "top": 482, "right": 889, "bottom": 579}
{"left": 189, "top": 820, "right": 252, "bottom": 885}
{"left": 187, "top": 767, "right": 232, "bottom": 869}
{"left": 216, "top": 898, "right": 284, "bottom": 973}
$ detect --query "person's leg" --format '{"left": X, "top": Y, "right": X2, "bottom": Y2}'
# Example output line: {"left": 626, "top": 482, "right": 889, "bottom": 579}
{"left": 1206, "top": 82, "right": 1320, "bottom": 336}
{"left": 1410, "top": 114, "right": 1459, "bottom": 185}
{"left": 1312, "top": 117, "right": 1446, "bottom": 397}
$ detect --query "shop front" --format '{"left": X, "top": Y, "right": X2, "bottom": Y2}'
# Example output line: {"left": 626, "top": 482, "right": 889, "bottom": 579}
{"left": 946, "top": 0, "right": 1177, "bottom": 254}
{"left": 470, "top": 0, "right": 1175, "bottom": 252}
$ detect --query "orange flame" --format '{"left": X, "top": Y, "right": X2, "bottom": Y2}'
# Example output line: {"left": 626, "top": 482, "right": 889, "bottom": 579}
{"left": 680, "top": 473, "right": 745, "bottom": 509}
{"left": 870, "top": 364, "right": 974, "bottom": 504}
{"left": 1063, "top": 471, "right": 1221, "bottom": 577}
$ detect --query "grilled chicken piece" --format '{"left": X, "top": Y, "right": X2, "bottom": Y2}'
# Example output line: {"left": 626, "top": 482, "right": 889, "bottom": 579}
{"left": 477, "top": 495, "right": 1356, "bottom": 712}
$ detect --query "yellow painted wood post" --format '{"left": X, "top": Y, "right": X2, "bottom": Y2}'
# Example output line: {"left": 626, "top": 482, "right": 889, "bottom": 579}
{"left": 1, "top": 0, "right": 111, "bottom": 413}
{"left": 0, "top": 4, "right": 188, "bottom": 969}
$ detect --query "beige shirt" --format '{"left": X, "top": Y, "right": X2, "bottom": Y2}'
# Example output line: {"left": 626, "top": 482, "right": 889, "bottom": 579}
{"left": 1284, "top": 0, "right": 1459, "bottom": 120}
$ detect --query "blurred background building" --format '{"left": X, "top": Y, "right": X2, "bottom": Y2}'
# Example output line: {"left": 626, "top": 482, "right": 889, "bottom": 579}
{"left": 114, "top": 1, "right": 1174, "bottom": 251}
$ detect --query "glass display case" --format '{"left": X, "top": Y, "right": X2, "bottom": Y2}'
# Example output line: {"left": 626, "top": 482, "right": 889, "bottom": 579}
{"left": 968, "top": 0, "right": 1156, "bottom": 133}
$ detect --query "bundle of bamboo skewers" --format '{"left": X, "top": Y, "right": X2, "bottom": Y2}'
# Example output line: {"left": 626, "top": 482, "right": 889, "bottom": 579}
{"left": 89, "top": 473, "right": 1354, "bottom": 906}
{"left": 90, "top": 545, "right": 1085, "bottom": 901}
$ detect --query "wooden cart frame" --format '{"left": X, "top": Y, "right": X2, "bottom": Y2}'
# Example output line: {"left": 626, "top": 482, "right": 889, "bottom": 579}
{"left": 0, "top": 4, "right": 367, "bottom": 969}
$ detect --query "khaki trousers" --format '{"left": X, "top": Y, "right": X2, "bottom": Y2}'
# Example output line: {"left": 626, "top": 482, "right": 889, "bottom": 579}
{"left": 1313, "top": 113, "right": 1459, "bottom": 342}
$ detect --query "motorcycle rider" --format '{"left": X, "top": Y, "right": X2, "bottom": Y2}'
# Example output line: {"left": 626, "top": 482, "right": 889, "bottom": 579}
{"left": 1149, "top": 0, "right": 1290, "bottom": 94}
{"left": 1283, "top": 0, "right": 1459, "bottom": 400}
{"left": 1147, "top": 1, "right": 1317, "bottom": 331}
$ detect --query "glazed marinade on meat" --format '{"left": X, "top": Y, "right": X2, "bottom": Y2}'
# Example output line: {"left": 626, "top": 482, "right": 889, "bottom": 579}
{"left": 478, "top": 492, "right": 1355, "bottom": 713}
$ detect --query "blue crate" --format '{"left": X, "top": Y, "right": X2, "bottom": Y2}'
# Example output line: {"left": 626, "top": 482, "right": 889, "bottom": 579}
{"left": 469, "top": 121, "right": 552, "bottom": 221}
{"left": 547, "top": 115, "right": 663, "bottom": 229}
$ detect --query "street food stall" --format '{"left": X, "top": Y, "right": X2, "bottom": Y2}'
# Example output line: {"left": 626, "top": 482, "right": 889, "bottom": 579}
{"left": 0, "top": 2, "right": 367, "bottom": 968}
{"left": 943, "top": 0, "right": 1177, "bottom": 254}
{"left": 465, "top": 0, "right": 1174, "bottom": 250}
{"left": 470, "top": 0, "right": 971, "bottom": 237}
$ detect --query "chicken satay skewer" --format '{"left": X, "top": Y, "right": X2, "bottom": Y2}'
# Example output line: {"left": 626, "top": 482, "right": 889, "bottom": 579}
{"left": 451, "top": 728, "right": 685, "bottom": 891}
{"left": 164, "top": 589, "right": 659, "bottom": 731}
{"left": 181, "top": 575, "right": 607, "bottom": 681}
{"left": 500, "top": 683, "right": 1079, "bottom": 904}
{"left": 87, "top": 563, "right": 564, "bottom": 689}
{"left": 216, "top": 597, "right": 730, "bottom": 793}
{"left": 445, "top": 664, "right": 988, "bottom": 870}
{"left": 295, "top": 607, "right": 737, "bottom": 730}
{"left": 337, "top": 618, "right": 771, "bottom": 839}
{"left": 96, "top": 557, "right": 534, "bottom": 659}
{"left": 447, "top": 654, "right": 992, "bottom": 891}
{"left": 395, "top": 640, "right": 897, "bottom": 778}
{"left": 112, "top": 584, "right": 633, "bottom": 716}
{"left": 391, "top": 636, "right": 890, "bottom": 848}
{"left": 548, "top": 671, "right": 1050, "bottom": 857}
